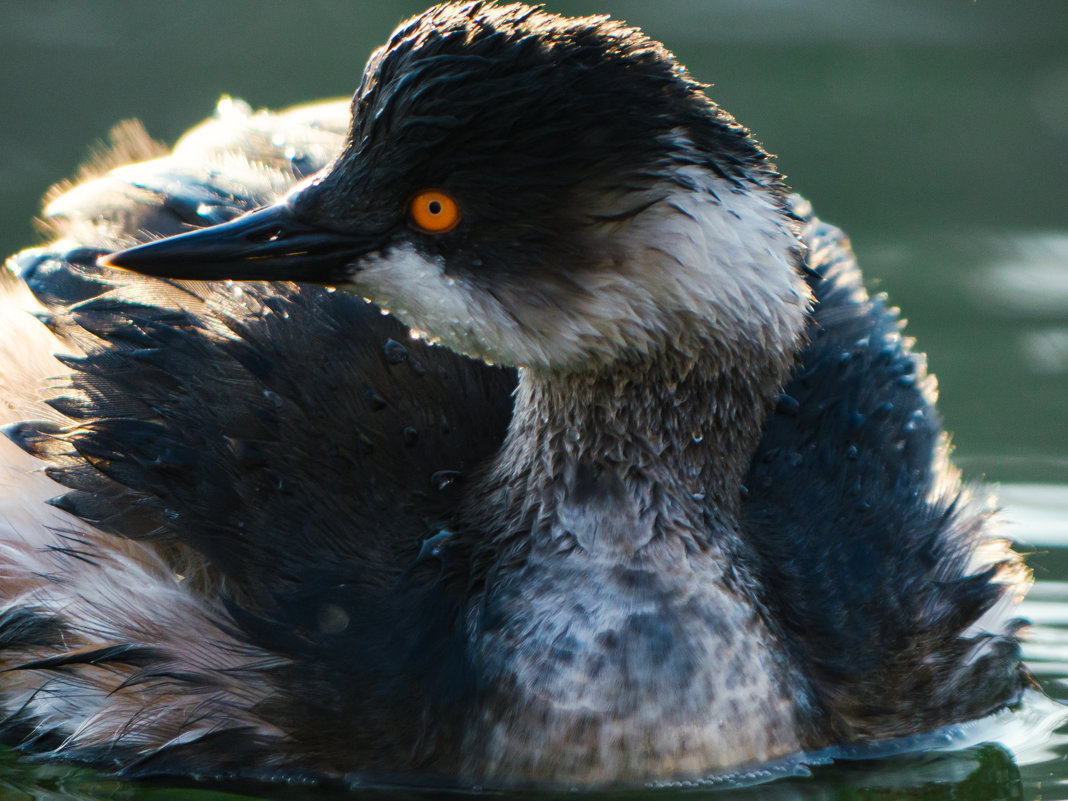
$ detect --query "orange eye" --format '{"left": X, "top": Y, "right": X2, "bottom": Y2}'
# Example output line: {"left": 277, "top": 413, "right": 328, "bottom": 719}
{"left": 408, "top": 189, "right": 461, "bottom": 234}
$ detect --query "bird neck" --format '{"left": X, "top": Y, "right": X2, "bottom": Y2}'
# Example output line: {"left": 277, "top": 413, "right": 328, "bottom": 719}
{"left": 471, "top": 334, "right": 794, "bottom": 557}
{"left": 456, "top": 334, "right": 806, "bottom": 777}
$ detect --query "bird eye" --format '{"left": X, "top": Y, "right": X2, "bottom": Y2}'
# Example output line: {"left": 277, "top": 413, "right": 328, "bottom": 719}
{"left": 408, "top": 189, "right": 461, "bottom": 234}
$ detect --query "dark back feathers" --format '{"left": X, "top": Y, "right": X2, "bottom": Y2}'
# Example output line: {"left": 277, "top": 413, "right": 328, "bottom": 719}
{"left": 743, "top": 200, "right": 1029, "bottom": 739}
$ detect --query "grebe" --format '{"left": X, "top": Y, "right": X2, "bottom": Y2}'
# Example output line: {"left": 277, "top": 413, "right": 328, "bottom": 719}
{"left": 0, "top": 2, "right": 1029, "bottom": 787}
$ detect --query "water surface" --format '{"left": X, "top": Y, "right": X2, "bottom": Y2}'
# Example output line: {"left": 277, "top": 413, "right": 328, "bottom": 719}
{"left": 1, "top": 2, "right": 1066, "bottom": 798}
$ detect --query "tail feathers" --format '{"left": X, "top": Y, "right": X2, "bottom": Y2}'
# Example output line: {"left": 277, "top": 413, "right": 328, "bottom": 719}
{"left": 0, "top": 530, "right": 287, "bottom": 772}
{"left": 0, "top": 277, "right": 76, "bottom": 425}
{"left": 0, "top": 269, "right": 287, "bottom": 764}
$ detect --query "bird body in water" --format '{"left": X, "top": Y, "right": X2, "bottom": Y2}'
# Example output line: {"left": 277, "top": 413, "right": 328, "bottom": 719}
{"left": 0, "top": 2, "right": 1031, "bottom": 788}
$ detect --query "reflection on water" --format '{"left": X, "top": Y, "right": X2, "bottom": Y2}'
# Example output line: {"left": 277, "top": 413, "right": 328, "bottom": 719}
{"left": 1001, "top": 485, "right": 1068, "bottom": 548}
{"left": 1008, "top": 485, "right": 1068, "bottom": 801}
{"left": 979, "top": 235, "right": 1068, "bottom": 384}
{"left": 980, "top": 236, "right": 1068, "bottom": 319}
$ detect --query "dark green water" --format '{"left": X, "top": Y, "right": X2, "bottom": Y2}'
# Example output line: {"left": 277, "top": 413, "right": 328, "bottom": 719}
{"left": 1, "top": 2, "right": 1066, "bottom": 799}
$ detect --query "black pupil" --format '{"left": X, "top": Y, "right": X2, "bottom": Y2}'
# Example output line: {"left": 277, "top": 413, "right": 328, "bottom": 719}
{"left": 428, "top": 200, "right": 442, "bottom": 215}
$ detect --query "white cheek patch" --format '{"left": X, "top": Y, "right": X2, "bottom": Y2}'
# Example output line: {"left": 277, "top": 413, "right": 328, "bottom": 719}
{"left": 354, "top": 244, "right": 600, "bottom": 368}
{"left": 615, "top": 167, "right": 810, "bottom": 354}
{"left": 353, "top": 245, "right": 530, "bottom": 365}
{"left": 542, "top": 169, "right": 810, "bottom": 366}
{"left": 349, "top": 164, "right": 809, "bottom": 370}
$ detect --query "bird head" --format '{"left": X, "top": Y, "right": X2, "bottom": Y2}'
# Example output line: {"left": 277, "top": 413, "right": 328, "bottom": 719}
{"left": 104, "top": 2, "right": 809, "bottom": 372}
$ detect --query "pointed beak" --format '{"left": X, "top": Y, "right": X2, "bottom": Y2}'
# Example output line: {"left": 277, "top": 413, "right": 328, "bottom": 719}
{"left": 99, "top": 201, "right": 384, "bottom": 284}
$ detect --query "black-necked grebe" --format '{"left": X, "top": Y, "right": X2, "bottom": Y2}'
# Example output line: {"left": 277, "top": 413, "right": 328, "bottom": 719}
{"left": 0, "top": 2, "right": 1030, "bottom": 787}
